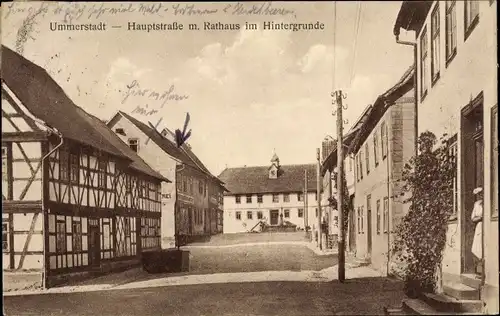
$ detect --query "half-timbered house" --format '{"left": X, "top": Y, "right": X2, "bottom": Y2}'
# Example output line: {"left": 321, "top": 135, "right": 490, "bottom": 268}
{"left": 2, "top": 45, "right": 169, "bottom": 288}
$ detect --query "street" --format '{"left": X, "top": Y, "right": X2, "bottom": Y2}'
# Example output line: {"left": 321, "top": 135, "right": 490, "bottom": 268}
{"left": 4, "top": 278, "right": 404, "bottom": 316}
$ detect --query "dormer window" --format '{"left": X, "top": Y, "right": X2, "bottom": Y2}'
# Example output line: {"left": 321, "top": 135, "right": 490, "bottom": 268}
{"left": 269, "top": 167, "right": 278, "bottom": 179}
{"left": 115, "top": 128, "right": 126, "bottom": 136}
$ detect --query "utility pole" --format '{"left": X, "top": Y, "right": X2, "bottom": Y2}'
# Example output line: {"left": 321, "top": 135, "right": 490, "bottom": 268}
{"left": 316, "top": 148, "right": 322, "bottom": 250}
{"left": 304, "top": 169, "right": 308, "bottom": 235}
{"left": 335, "top": 90, "right": 346, "bottom": 283}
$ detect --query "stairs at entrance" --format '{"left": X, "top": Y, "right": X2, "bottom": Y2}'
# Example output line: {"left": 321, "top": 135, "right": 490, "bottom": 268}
{"left": 384, "top": 274, "right": 483, "bottom": 315}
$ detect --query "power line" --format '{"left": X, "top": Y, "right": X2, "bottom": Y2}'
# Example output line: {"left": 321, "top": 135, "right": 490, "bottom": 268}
{"left": 333, "top": 1, "right": 337, "bottom": 91}
{"left": 349, "top": 1, "right": 363, "bottom": 88}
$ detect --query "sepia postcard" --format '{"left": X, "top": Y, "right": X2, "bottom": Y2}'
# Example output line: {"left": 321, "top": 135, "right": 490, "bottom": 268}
{"left": 1, "top": 1, "right": 498, "bottom": 315}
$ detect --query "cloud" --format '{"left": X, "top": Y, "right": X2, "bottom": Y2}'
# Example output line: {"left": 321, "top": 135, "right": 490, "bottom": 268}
{"left": 105, "top": 57, "right": 151, "bottom": 88}
{"left": 298, "top": 44, "right": 348, "bottom": 75}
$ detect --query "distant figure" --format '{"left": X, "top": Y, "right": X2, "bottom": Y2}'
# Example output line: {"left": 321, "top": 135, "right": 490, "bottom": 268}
{"left": 471, "top": 187, "right": 483, "bottom": 275}
{"left": 279, "top": 213, "right": 284, "bottom": 226}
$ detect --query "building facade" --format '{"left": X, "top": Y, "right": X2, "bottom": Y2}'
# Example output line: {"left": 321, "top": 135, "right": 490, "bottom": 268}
{"left": 2, "top": 46, "right": 166, "bottom": 288}
{"left": 351, "top": 67, "right": 416, "bottom": 275}
{"left": 107, "top": 112, "right": 225, "bottom": 246}
{"left": 394, "top": 1, "right": 497, "bottom": 313}
{"left": 219, "top": 155, "right": 319, "bottom": 234}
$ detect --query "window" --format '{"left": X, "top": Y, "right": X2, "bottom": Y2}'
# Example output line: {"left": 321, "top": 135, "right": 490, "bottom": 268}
{"left": 98, "top": 160, "right": 106, "bottom": 189}
{"left": 376, "top": 200, "right": 381, "bottom": 234}
{"left": 246, "top": 195, "right": 252, "bottom": 203}
{"left": 315, "top": 192, "right": 318, "bottom": 201}
{"left": 72, "top": 221, "right": 82, "bottom": 252}
{"left": 334, "top": 216, "right": 338, "bottom": 228}
{"left": 373, "top": 132, "right": 379, "bottom": 166}
{"left": 247, "top": 211, "right": 253, "bottom": 220}
{"left": 284, "top": 209, "right": 290, "bottom": 218}
{"left": 257, "top": 211, "right": 263, "bottom": 219}
{"left": 128, "top": 138, "right": 139, "bottom": 152}
{"left": 420, "top": 26, "right": 429, "bottom": 99}
{"left": 445, "top": 0, "right": 457, "bottom": 63}
{"left": 2, "top": 219, "right": 9, "bottom": 252}
{"left": 283, "top": 194, "right": 290, "bottom": 203}
{"left": 189, "top": 178, "right": 193, "bottom": 194}
{"left": 69, "top": 153, "right": 79, "bottom": 183}
{"left": 365, "top": 143, "right": 370, "bottom": 174}
{"left": 298, "top": 208, "right": 304, "bottom": 218}
{"left": 56, "top": 221, "right": 66, "bottom": 253}
{"left": 60, "top": 150, "right": 69, "bottom": 181}
{"left": 361, "top": 206, "right": 364, "bottom": 233}
{"left": 449, "top": 137, "right": 458, "bottom": 218}
{"left": 2, "top": 146, "right": 9, "bottom": 198}
{"left": 182, "top": 176, "right": 187, "bottom": 193}
{"left": 383, "top": 197, "right": 389, "bottom": 233}
{"left": 199, "top": 180, "right": 204, "bottom": 195}
{"left": 315, "top": 208, "right": 318, "bottom": 217}
{"left": 355, "top": 155, "right": 360, "bottom": 182}
{"left": 115, "top": 128, "right": 125, "bottom": 135}
{"left": 431, "top": 4, "right": 441, "bottom": 83}
{"left": 297, "top": 193, "right": 303, "bottom": 202}
{"left": 357, "top": 208, "right": 361, "bottom": 234}
{"left": 272, "top": 194, "right": 279, "bottom": 203}
{"left": 492, "top": 106, "right": 498, "bottom": 218}
{"left": 236, "top": 211, "right": 241, "bottom": 220}
{"left": 349, "top": 157, "right": 353, "bottom": 171}
{"left": 359, "top": 150, "right": 364, "bottom": 179}
{"left": 366, "top": 195, "right": 371, "bottom": 234}
{"left": 381, "top": 122, "right": 388, "bottom": 159}
{"left": 464, "top": 0, "right": 479, "bottom": 40}
{"left": 235, "top": 195, "right": 241, "bottom": 204}
{"left": 124, "top": 217, "right": 131, "bottom": 236}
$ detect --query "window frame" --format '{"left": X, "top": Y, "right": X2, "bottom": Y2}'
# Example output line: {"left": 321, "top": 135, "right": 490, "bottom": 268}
{"left": 448, "top": 135, "right": 458, "bottom": 221}
{"left": 272, "top": 194, "right": 279, "bottom": 203}
{"left": 373, "top": 131, "right": 379, "bottom": 166}
{"left": 298, "top": 208, "right": 304, "bottom": 218}
{"left": 365, "top": 143, "right": 370, "bottom": 174}
{"left": 283, "top": 193, "right": 290, "bottom": 203}
{"left": 284, "top": 209, "right": 290, "bottom": 218}
{"left": 128, "top": 138, "right": 139, "bottom": 153}
{"left": 246, "top": 195, "right": 252, "bottom": 204}
{"left": 464, "top": 0, "right": 480, "bottom": 41}
{"left": 445, "top": 0, "right": 458, "bottom": 66}
{"left": 376, "top": 199, "right": 381, "bottom": 234}
{"left": 235, "top": 211, "right": 241, "bottom": 220}
{"left": 297, "top": 193, "right": 303, "bottom": 202}
{"left": 383, "top": 197, "right": 389, "bottom": 233}
{"left": 235, "top": 195, "right": 241, "bottom": 204}
{"left": 257, "top": 194, "right": 263, "bottom": 203}
{"left": 257, "top": 211, "right": 263, "bottom": 220}
{"left": 2, "top": 218, "right": 10, "bottom": 253}
{"left": 420, "top": 26, "right": 429, "bottom": 101}
{"left": 247, "top": 211, "right": 253, "bottom": 220}
{"left": 431, "top": 3, "right": 441, "bottom": 85}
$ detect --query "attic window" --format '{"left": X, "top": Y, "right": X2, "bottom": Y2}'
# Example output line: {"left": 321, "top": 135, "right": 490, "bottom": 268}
{"left": 128, "top": 138, "right": 139, "bottom": 153}
{"left": 115, "top": 128, "right": 126, "bottom": 136}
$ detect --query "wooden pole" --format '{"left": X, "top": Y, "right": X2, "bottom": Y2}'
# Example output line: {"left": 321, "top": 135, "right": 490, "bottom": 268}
{"left": 304, "top": 169, "right": 308, "bottom": 232}
{"left": 336, "top": 90, "right": 345, "bottom": 283}
{"left": 317, "top": 148, "right": 322, "bottom": 250}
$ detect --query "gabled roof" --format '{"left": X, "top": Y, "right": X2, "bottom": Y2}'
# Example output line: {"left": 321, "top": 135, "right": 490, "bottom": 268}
{"left": 75, "top": 108, "right": 169, "bottom": 182}
{"left": 218, "top": 164, "right": 319, "bottom": 195}
{"left": 1, "top": 45, "right": 124, "bottom": 158}
{"left": 112, "top": 111, "right": 223, "bottom": 185}
{"left": 350, "top": 65, "right": 415, "bottom": 153}
{"left": 1, "top": 45, "right": 167, "bottom": 182}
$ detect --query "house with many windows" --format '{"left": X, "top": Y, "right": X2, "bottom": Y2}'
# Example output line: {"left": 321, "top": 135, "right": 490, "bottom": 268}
{"left": 107, "top": 111, "right": 226, "bottom": 246}
{"left": 350, "top": 65, "right": 416, "bottom": 275}
{"left": 218, "top": 154, "right": 319, "bottom": 234}
{"left": 393, "top": 0, "right": 497, "bottom": 313}
{"left": 1, "top": 45, "right": 168, "bottom": 288}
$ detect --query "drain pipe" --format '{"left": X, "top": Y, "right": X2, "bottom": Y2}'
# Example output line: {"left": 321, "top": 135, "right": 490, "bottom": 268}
{"left": 35, "top": 120, "right": 63, "bottom": 289}
{"left": 393, "top": 33, "right": 418, "bottom": 280}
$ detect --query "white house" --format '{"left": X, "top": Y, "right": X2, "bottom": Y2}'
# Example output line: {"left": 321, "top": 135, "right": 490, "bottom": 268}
{"left": 218, "top": 154, "right": 320, "bottom": 234}
{"left": 394, "top": 0, "right": 497, "bottom": 313}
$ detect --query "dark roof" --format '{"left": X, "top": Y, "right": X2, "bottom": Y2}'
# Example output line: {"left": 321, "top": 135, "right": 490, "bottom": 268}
{"left": 393, "top": 1, "right": 433, "bottom": 36}
{"left": 1, "top": 45, "right": 167, "bottom": 182}
{"left": 350, "top": 65, "right": 415, "bottom": 153}
{"left": 320, "top": 129, "right": 360, "bottom": 174}
{"left": 115, "top": 111, "right": 223, "bottom": 185}
{"left": 1, "top": 45, "right": 124, "bottom": 158}
{"left": 75, "top": 108, "right": 169, "bottom": 182}
{"left": 218, "top": 164, "right": 319, "bottom": 195}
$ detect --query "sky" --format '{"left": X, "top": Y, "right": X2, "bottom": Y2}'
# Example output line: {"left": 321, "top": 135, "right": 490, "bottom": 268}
{"left": 1, "top": 1, "right": 414, "bottom": 176}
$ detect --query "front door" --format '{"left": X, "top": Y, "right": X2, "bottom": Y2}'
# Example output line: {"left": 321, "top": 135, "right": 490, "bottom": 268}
{"left": 88, "top": 219, "right": 101, "bottom": 268}
{"left": 461, "top": 97, "right": 484, "bottom": 275}
{"left": 270, "top": 210, "right": 279, "bottom": 225}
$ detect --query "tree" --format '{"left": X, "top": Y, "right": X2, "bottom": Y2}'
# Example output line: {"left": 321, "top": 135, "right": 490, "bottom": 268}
{"left": 392, "top": 131, "right": 456, "bottom": 296}
{"left": 330, "top": 165, "right": 351, "bottom": 237}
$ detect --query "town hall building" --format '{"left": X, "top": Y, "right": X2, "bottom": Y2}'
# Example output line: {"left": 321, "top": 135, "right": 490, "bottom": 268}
{"left": 218, "top": 154, "right": 319, "bottom": 234}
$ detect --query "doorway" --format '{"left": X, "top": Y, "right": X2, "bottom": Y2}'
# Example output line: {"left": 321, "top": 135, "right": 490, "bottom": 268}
{"left": 88, "top": 219, "right": 101, "bottom": 268}
{"left": 270, "top": 210, "right": 279, "bottom": 225}
{"left": 460, "top": 93, "right": 484, "bottom": 275}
